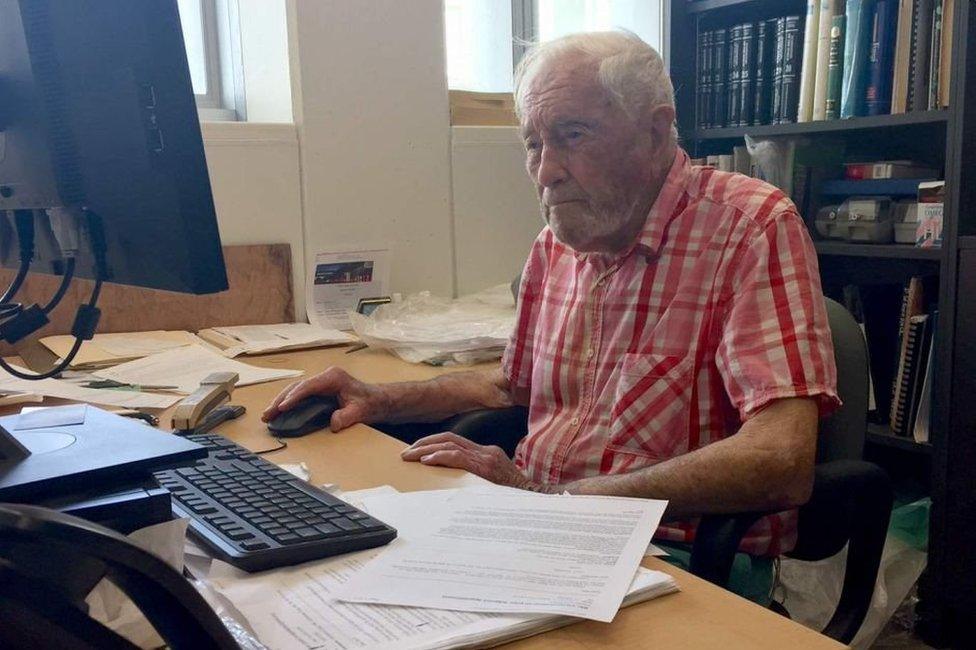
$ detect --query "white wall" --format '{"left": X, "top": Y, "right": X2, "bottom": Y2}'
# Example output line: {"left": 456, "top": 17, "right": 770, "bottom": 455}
{"left": 201, "top": 122, "right": 305, "bottom": 318}
{"left": 451, "top": 126, "right": 541, "bottom": 295}
{"left": 287, "top": 0, "right": 455, "bottom": 297}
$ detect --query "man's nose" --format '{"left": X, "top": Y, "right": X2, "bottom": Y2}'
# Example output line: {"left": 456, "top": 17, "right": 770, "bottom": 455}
{"left": 536, "top": 145, "right": 568, "bottom": 189}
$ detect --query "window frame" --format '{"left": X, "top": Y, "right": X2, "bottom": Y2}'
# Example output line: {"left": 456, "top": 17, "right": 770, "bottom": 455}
{"left": 185, "top": 0, "right": 245, "bottom": 122}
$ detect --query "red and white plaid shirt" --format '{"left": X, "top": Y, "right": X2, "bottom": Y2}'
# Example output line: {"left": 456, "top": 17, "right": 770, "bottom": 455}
{"left": 503, "top": 148, "right": 839, "bottom": 556}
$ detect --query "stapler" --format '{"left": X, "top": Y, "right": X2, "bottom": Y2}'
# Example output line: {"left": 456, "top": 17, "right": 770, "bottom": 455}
{"left": 171, "top": 371, "right": 245, "bottom": 435}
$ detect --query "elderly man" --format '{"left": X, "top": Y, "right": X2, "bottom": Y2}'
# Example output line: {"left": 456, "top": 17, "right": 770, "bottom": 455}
{"left": 264, "top": 32, "right": 839, "bottom": 602}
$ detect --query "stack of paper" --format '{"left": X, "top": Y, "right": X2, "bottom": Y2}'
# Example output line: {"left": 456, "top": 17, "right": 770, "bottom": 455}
{"left": 39, "top": 331, "right": 207, "bottom": 370}
{"left": 0, "top": 367, "right": 180, "bottom": 409}
{"left": 197, "top": 322, "right": 356, "bottom": 357}
{"left": 208, "top": 487, "right": 676, "bottom": 649}
{"left": 92, "top": 344, "right": 303, "bottom": 395}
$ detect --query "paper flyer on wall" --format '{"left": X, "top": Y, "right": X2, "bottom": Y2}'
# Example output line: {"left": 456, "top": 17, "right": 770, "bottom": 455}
{"left": 306, "top": 247, "right": 391, "bottom": 330}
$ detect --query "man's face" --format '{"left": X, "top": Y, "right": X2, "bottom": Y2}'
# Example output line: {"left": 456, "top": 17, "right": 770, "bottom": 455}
{"left": 520, "top": 57, "right": 659, "bottom": 254}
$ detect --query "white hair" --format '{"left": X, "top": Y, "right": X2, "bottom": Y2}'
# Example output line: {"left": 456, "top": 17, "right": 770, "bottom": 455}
{"left": 513, "top": 31, "right": 677, "bottom": 142}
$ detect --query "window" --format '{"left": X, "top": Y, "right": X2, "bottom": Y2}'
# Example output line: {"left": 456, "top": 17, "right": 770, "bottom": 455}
{"left": 176, "top": 0, "right": 244, "bottom": 121}
{"left": 444, "top": 0, "right": 665, "bottom": 93}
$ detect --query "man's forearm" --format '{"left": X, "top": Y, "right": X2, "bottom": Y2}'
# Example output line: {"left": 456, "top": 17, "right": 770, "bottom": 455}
{"left": 378, "top": 368, "right": 517, "bottom": 424}
{"left": 554, "top": 398, "right": 819, "bottom": 519}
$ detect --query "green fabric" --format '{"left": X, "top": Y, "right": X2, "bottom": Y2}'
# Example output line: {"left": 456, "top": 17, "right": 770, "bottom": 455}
{"left": 656, "top": 541, "right": 774, "bottom": 606}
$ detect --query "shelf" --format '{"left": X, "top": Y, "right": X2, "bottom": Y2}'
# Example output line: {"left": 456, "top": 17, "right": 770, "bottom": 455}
{"left": 692, "top": 111, "right": 949, "bottom": 141}
{"left": 866, "top": 423, "right": 932, "bottom": 454}
{"left": 814, "top": 241, "right": 943, "bottom": 260}
{"left": 686, "top": 0, "right": 763, "bottom": 13}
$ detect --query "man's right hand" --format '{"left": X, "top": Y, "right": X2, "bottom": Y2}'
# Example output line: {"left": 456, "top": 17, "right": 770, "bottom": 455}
{"left": 261, "top": 367, "right": 389, "bottom": 432}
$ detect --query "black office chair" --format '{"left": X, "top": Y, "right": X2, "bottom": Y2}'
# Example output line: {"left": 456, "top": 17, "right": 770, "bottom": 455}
{"left": 0, "top": 502, "right": 238, "bottom": 649}
{"left": 448, "top": 297, "right": 893, "bottom": 644}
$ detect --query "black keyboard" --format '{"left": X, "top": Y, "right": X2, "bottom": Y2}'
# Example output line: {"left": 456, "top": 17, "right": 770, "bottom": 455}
{"left": 153, "top": 432, "right": 396, "bottom": 572}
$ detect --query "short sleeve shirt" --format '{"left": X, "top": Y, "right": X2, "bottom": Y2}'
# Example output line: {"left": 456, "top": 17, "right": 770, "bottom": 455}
{"left": 502, "top": 147, "right": 840, "bottom": 556}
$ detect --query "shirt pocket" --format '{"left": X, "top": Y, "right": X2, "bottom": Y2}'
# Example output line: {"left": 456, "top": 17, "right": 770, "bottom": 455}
{"left": 606, "top": 352, "right": 695, "bottom": 462}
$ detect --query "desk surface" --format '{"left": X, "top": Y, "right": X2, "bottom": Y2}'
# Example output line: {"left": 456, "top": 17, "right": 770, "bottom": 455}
{"left": 32, "top": 346, "right": 846, "bottom": 649}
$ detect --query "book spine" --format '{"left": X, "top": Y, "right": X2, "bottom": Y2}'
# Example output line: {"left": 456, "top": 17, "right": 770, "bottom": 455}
{"left": 697, "top": 29, "right": 708, "bottom": 129}
{"left": 728, "top": 25, "right": 743, "bottom": 128}
{"left": 772, "top": 18, "right": 787, "bottom": 123}
{"left": 910, "top": 0, "right": 934, "bottom": 112}
{"left": 865, "top": 0, "right": 899, "bottom": 115}
{"left": 891, "top": 0, "right": 916, "bottom": 114}
{"left": 739, "top": 22, "right": 757, "bottom": 126}
{"left": 824, "top": 1, "right": 847, "bottom": 120}
{"left": 714, "top": 28, "right": 730, "bottom": 128}
{"left": 798, "top": 0, "right": 823, "bottom": 122}
{"left": 754, "top": 20, "right": 774, "bottom": 125}
{"left": 841, "top": 0, "right": 876, "bottom": 118}
{"left": 938, "top": 0, "right": 953, "bottom": 108}
{"left": 929, "top": 0, "right": 943, "bottom": 110}
{"left": 781, "top": 16, "right": 804, "bottom": 123}
{"left": 812, "top": 0, "right": 835, "bottom": 120}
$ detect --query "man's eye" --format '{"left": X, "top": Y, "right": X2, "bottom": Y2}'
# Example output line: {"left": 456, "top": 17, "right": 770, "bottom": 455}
{"left": 566, "top": 130, "right": 584, "bottom": 141}
{"left": 525, "top": 140, "right": 540, "bottom": 152}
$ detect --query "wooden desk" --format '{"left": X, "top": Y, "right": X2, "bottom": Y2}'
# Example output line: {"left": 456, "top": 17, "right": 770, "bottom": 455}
{"left": 19, "top": 346, "right": 844, "bottom": 649}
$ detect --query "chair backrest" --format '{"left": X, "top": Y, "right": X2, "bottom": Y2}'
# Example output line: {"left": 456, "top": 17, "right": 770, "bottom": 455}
{"left": 818, "top": 297, "right": 870, "bottom": 463}
{"left": 0, "top": 503, "right": 238, "bottom": 649}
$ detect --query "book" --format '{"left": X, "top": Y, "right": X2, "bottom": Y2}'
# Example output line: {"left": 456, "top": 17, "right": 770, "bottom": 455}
{"left": 812, "top": 0, "right": 835, "bottom": 120}
{"left": 891, "top": 0, "right": 916, "bottom": 113}
{"left": 845, "top": 160, "right": 940, "bottom": 179}
{"left": 892, "top": 313, "right": 931, "bottom": 436}
{"left": 890, "top": 277, "right": 924, "bottom": 430}
{"left": 929, "top": 0, "right": 943, "bottom": 110}
{"left": 738, "top": 22, "right": 757, "bottom": 126}
{"left": 713, "top": 27, "right": 730, "bottom": 128}
{"left": 780, "top": 15, "right": 804, "bottom": 123}
{"left": 798, "top": 0, "right": 823, "bottom": 121}
{"left": 697, "top": 29, "right": 710, "bottom": 128}
{"left": 824, "top": 0, "right": 848, "bottom": 120}
{"left": 912, "top": 312, "right": 937, "bottom": 443}
{"left": 772, "top": 17, "right": 787, "bottom": 123}
{"left": 908, "top": 0, "right": 935, "bottom": 111}
{"left": 841, "top": 0, "right": 876, "bottom": 118}
{"left": 866, "top": 0, "right": 899, "bottom": 115}
{"left": 916, "top": 180, "right": 945, "bottom": 247}
{"left": 754, "top": 20, "right": 776, "bottom": 124}
{"left": 727, "top": 25, "right": 744, "bottom": 127}
{"left": 938, "top": 0, "right": 954, "bottom": 107}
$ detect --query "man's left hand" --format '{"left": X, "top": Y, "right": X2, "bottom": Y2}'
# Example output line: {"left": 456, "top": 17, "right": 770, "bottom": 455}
{"left": 401, "top": 432, "right": 548, "bottom": 492}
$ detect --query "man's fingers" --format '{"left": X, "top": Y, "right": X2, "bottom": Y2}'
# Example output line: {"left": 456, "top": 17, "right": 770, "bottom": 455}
{"left": 406, "top": 432, "right": 478, "bottom": 452}
{"left": 261, "top": 380, "right": 301, "bottom": 421}
{"left": 401, "top": 440, "right": 464, "bottom": 461}
{"left": 417, "top": 449, "right": 474, "bottom": 471}
{"left": 331, "top": 402, "right": 367, "bottom": 432}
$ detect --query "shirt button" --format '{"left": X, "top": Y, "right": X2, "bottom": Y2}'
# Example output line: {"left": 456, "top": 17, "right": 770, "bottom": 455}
{"left": 571, "top": 417, "right": 580, "bottom": 426}
{"left": 586, "top": 348, "right": 595, "bottom": 358}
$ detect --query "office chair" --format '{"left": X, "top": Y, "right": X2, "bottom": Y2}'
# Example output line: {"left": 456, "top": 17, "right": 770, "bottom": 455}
{"left": 448, "top": 297, "right": 893, "bottom": 644}
{"left": 0, "top": 502, "right": 238, "bottom": 649}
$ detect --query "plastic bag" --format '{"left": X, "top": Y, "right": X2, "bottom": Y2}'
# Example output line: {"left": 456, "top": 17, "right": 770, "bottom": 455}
{"left": 776, "top": 498, "right": 929, "bottom": 648}
{"left": 350, "top": 284, "right": 516, "bottom": 365}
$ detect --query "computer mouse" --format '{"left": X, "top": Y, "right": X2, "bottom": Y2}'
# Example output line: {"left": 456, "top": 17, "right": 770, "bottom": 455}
{"left": 267, "top": 394, "right": 340, "bottom": 438}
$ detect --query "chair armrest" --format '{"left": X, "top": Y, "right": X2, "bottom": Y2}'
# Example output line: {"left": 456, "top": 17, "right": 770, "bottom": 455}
{"left": 689, "top": 510, "right": 769, "bottom": 587}
{"left": 450, "top": 406, "right": 529, "bottom": 458}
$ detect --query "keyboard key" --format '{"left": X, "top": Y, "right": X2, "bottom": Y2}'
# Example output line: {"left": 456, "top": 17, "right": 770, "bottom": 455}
{"left": 241, "top": 540, "right": 270, "bottom": 551}
{"left": 314, "top": 523, "right": 342, "bottom": 537}
{"left": 333, "top": 517, "right": 362, "bottom": 532}
{"left": 223, "top": 528, "right": 253, "bottom": 541}
{"left": 296, "top": 527, "right": 324, "bottom": 540}
{"left": 358, "top": 517, "right": 388, "bottom": 531}
{"left": 277, "top": 533, "right": 300, "bottom": 543}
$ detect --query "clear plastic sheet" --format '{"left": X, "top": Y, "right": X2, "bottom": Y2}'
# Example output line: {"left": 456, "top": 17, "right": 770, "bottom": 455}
{"left": 350, "top": 285, "right": 516, "bottom": 365}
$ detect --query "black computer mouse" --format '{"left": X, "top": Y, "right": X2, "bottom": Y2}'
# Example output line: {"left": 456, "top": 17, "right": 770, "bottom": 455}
{"left": 267, "top": 394, "right": 340, "bottom": 438}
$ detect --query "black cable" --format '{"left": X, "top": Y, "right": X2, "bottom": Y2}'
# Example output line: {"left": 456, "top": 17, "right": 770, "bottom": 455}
{"left": 254, "top": 436, "right": 289, "bottom": 455}
{"left": 0, "top": 209, "right": 105, "bottom": 380}
{"left": 42, "top": 256, "right": 76, "bottom": 313}
{"left": 0, "top": 210, "right": 35, "bottom": 307}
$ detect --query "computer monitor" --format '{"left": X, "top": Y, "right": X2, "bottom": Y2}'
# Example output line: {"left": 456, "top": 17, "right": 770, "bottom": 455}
{"left": 0, "top": 0, "right": 228, "bottom": 295}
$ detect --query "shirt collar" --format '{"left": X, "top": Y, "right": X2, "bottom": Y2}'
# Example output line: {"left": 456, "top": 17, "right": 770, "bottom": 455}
{"left": 634, "top": 147, "right": 691, "bottom": 257}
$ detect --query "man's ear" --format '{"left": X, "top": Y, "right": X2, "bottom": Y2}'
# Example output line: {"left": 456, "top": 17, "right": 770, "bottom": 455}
{"left": 647, "top": 104, "right": 676, "bottom": 153}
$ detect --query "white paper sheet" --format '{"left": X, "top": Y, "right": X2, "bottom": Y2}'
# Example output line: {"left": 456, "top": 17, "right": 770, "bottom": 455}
{"left": 212, "top": 322, "right": 356, "bottom": 356}
{"left": 306, "top": 247, "right": 391, "bottom": 330}
{"left": 336, "top": 488, "right": 668, "bottom": 622}
{"left": 210, "top": 548, "right": 676, "bottom": 650}
{"left": 0, "top": 368, "right": 180, "bottom": 409}
{"left": 93, "top": 344, "right": 303, "bottom": 394}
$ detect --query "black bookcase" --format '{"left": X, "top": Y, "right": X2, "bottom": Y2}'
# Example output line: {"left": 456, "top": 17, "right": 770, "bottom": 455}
{"left": 670, "top": 1, "right": 974, "bottom": 645}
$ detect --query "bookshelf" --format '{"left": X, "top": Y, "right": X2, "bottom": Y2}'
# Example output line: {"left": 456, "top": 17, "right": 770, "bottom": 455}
{"left": 670, "top": 1, "right": 975, "bottom": 644}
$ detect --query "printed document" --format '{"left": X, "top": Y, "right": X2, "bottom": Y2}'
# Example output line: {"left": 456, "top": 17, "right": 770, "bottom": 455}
{"left": 92, "top": 344, "right": 303, "bottom": 394}
{"left": 336, "top": 488, "right": 668, "bottom": 622}
{"left": 40, "top": 330, "right": 206, "bottom": 369}
{"left": 0, "top": 367, "right": 179, "bottom": 409}
{"left": 210, "top": 549, "right": 676, "bottom": 650}
{"left": 306, "top": 247, "right": 391, "bottom": 330}
{"left": 203, "top": 322, "right": 356, "bottom": 356}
